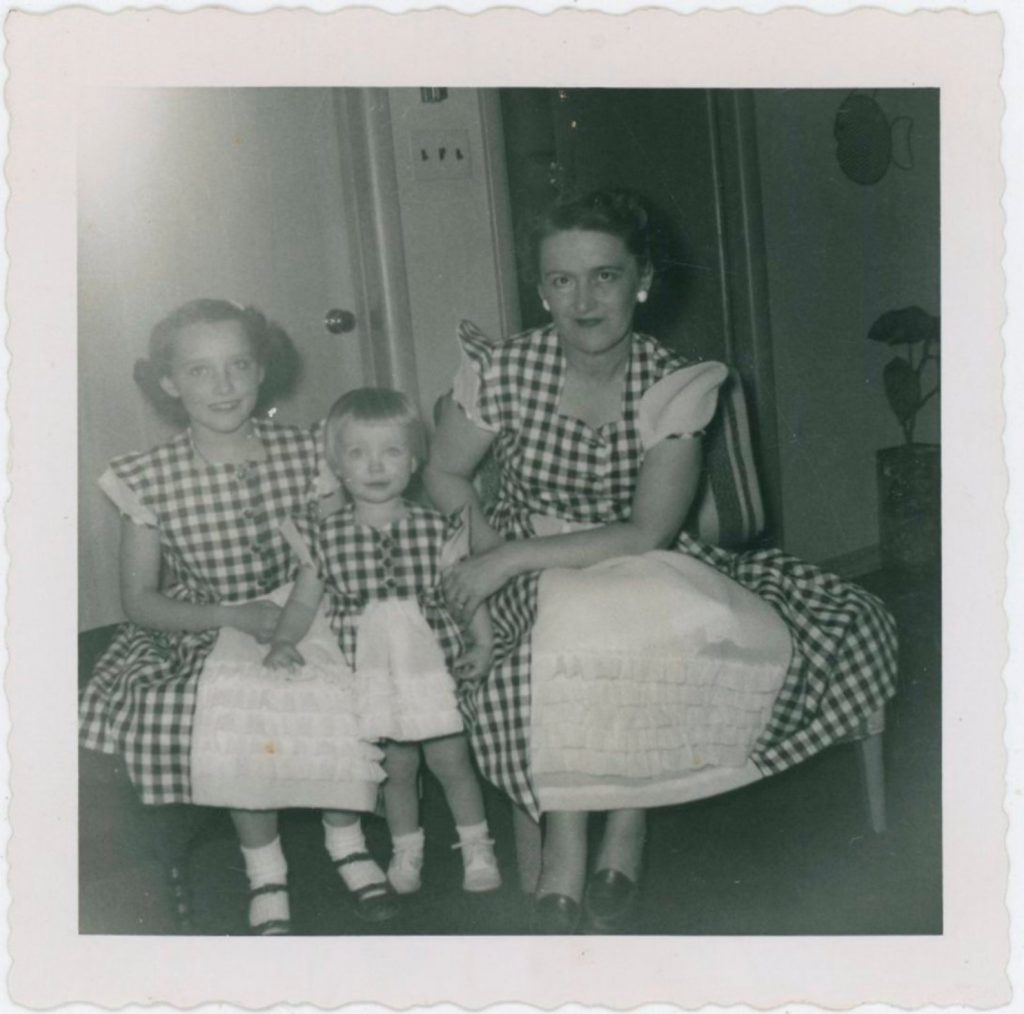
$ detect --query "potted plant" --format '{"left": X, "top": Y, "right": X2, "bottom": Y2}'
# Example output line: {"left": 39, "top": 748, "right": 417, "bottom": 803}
{"left": 868, "top": 306, "right": 940, "bottom": 571}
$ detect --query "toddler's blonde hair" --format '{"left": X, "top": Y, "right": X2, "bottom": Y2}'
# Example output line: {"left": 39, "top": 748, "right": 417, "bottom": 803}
{"left": 324, "top": 387, "right": 426, "bottom": 473}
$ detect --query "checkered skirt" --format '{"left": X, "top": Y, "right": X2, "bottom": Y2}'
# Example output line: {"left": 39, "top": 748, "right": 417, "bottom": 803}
{"left": 78, "top": 421, "right": 322, "bottom": 805}
{"left": 455, "top": 325, "right": 898, "bottom": 820}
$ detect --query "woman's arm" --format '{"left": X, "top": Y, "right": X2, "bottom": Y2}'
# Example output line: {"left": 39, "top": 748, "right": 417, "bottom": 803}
{"left": 119, "top": 519, "right": 280, "bottom": 641}
{"left": 443, "top": 436, "right": 703, "bottom": 616}
{"left": 422, "top": 395, "right": 503, "bottom": 553}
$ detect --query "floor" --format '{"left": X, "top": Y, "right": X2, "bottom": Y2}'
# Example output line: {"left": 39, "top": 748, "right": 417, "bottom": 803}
{"left": 79, "top": 568, "right": 941, "bottom": 936}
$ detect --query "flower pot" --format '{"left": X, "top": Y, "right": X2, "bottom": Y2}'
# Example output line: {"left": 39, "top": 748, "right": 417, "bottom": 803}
{"left": 876, "top": 443, "right": 940, "bottom": 572}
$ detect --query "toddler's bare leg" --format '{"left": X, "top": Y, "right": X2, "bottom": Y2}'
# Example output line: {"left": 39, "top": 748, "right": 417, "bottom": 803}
{"left": 422, "top": 733, "right": 485, "bottom": 827}
{"left": 383, "top": 740, "right": 423, "bottom": 836}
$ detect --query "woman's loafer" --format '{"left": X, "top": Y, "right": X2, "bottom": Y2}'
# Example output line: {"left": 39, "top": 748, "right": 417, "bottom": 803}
{"left": 531, "top": 892, "right": 581, "bottom": 934}
{"left": 584, "top": 869, "right": 639, "bottom": 932}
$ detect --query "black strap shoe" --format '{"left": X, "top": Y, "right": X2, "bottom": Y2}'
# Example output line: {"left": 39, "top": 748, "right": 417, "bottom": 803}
{"left": 332, "top": 855, "right": 399, "bottom": 923}
{"left": 249, "top": 883, "right": 291, "bottom": 935}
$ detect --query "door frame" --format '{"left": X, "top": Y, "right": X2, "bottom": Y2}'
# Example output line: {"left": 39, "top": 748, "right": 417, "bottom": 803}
{"left": 707, "top": 89, "right": 784, "bottom": 546}
{"left": 333, "top": 89, "right": 419, "bottom": 397}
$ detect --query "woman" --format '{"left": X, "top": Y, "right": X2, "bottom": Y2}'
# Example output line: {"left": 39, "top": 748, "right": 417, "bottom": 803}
{"left": 424, "top": 190, "right": 898, "bottom": 934}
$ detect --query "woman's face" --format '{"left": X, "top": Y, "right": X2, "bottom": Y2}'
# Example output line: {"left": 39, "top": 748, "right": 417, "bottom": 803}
{"left": 537, "top": 229, "right": 653, "bottom": 359}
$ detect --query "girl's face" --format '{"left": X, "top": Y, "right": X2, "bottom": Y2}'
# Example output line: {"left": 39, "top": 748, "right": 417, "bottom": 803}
{"left": 330, "top": 418, "right": 416, "bottom": 505}
{"left": 537, "top": 229, "right": 653, "bottom": 359}
{"left": 159, "top": 319, "right": 264, "bottom": 436}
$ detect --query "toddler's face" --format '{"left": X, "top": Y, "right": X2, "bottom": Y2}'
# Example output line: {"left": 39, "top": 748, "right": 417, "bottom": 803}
{"left": 331, "top": 419, "right": 416, "bottom": 505}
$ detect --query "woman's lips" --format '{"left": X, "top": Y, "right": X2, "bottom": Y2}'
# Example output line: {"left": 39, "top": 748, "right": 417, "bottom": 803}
{"left": 208, "top": 400, "right": 242, "bottom": 412}
{"left": 575, "top": 317, "right": 604, "bottom": 328}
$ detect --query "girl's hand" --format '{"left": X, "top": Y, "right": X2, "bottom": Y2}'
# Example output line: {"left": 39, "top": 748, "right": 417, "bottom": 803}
{"left": 227, "top": 601, "right": 283, "bottom": 644}
{"left": 443, "top": 546, "right": 514, "bottom": 619}
{"left": 264, "top": 640, "right": 306, "bottom": 671}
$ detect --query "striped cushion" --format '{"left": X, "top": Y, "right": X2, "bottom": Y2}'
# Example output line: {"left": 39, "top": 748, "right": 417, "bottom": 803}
{"left": 688, "top": 369, "right": 765, "bottom": 548}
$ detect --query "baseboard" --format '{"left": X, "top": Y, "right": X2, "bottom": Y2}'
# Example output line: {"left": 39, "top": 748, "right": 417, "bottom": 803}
{"left": 820, "top": 544, "right": 882, "bottom": 578}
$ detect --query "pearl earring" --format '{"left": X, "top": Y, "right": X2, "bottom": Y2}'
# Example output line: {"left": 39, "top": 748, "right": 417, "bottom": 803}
{"left": 637, "top": 290, "right": 648, "bottom": 304}
{"left": 542, "top": 298, "right": 551, "bottom": 312}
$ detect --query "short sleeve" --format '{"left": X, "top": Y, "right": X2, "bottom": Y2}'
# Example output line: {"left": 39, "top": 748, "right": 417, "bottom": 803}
{"left": 451, "top": 319, "right": 501, "bottom": 433}
{"left": 439, "top": 505, "right": 471, "bottom": 570}
{"left": 97, "top": 468, "right": 158, "bottom": 527}
{"left": 637, "top": 361, "right": 729, "bottom": 450}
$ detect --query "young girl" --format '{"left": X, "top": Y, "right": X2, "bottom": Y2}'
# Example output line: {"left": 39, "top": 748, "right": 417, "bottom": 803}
{"left": 79, "top": 299, "right": 397, "bottom": 935}
{"left": 264, "top": 388, "right": 502, "bottom": 896}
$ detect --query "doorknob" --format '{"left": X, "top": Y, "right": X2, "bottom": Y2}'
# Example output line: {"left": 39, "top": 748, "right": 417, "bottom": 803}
{"left": 324, "top": 309, "right": 357, "bottom": 335}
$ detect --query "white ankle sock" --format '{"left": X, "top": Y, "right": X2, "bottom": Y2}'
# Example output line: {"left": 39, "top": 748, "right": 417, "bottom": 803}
{"left": 240, "top": 837, "right": 289, "bottom": 931}
{"left": 455, "top": 820, "right": 501, "bottom": 892}
{"left": 323, "top": 820, "right": 387, "bottom": 894}
{"left": 388, "top": 828, "right": 425, "bottom": 894}
{"left": 392, "top": 828, "right": 425, "bottom": 854}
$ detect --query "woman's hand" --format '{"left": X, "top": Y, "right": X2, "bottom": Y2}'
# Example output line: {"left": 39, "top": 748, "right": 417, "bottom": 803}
{"left": 453, "top": 639, "right": 493, "bottom": 689}
{"left": 226, "top": 601, "right": 283, "bottom": 644}
{"left": 443, "top": 545, "right": 516, "bottom": 619}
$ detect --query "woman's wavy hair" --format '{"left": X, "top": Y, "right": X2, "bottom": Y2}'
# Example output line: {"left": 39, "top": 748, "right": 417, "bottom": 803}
{"left": 133, "top": 298, "right": 301, "bottom": 426}
{"left": 324, "top": 387, "right": 427, "bottom": 475}
{"left": 523, "top": 188, "right": 655, "bottom": 284}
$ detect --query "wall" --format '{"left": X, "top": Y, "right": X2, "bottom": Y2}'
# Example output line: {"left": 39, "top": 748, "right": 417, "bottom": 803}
{"left": 754, "top": 89, "right": 940, "bottom": 565}
{"left": 386, "top": 88, "right": 519, "bottom": 423}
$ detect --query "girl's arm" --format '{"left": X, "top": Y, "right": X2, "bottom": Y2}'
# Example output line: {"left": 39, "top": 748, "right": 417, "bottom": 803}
{"left": 443, "top": 436, "right": 703, "bottom": 617}
{"left": 119, "top": 519, "right": 280, "bottom": 641}
{"left": 263, "top": 565, "right": 325, "bottom": 670}
{"left": 422, "top": 396, "right": 503, "bottom": 554}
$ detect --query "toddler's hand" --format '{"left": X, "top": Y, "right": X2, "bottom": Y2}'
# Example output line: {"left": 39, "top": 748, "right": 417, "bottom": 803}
{"left": 454, "top": 641, "right": 493, "bottom": 689}
{"left": 264, "top": 640, "right": 306, "bottom": 671}
{"left": 228, "top": 601, "right": 283, "bottom": 644}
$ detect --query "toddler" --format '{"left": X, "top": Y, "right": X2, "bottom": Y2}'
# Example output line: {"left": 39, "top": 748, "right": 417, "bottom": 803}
{"left": 266, "top": 388, "right": 502, "bottom": 894}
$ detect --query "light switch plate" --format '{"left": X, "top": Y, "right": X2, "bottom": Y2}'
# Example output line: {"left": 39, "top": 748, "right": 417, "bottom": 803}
{"left": 411, "top": 129, "right": 472, "bottom": 181}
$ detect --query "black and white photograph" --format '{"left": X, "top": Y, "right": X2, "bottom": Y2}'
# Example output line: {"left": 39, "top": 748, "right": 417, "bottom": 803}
{"left": 76, "top": 84, "right": 939, "bottom": 939}
{"left": 5, "top": 5, "right": 1010, "bottom": 1010}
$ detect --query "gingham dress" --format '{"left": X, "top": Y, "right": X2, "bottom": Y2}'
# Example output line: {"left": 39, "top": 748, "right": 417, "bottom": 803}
{"left": 79, "top": 421, "right": 331, "bottom": 805}
{"left": 301, "top": 502, "right": 468, "bottom": 742}
{"left": 454, "top": 323, "right": 899, "bottom": 820}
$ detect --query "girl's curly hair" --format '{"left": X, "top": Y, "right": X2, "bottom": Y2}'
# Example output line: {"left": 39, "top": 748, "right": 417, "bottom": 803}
{"left": 133, "top": 298, "right": 300, "bottom": 425}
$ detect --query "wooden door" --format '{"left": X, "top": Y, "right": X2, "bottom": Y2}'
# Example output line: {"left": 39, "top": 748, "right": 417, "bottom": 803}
{"left": 78, "top": 88, "right": 373, "bottom": 629}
